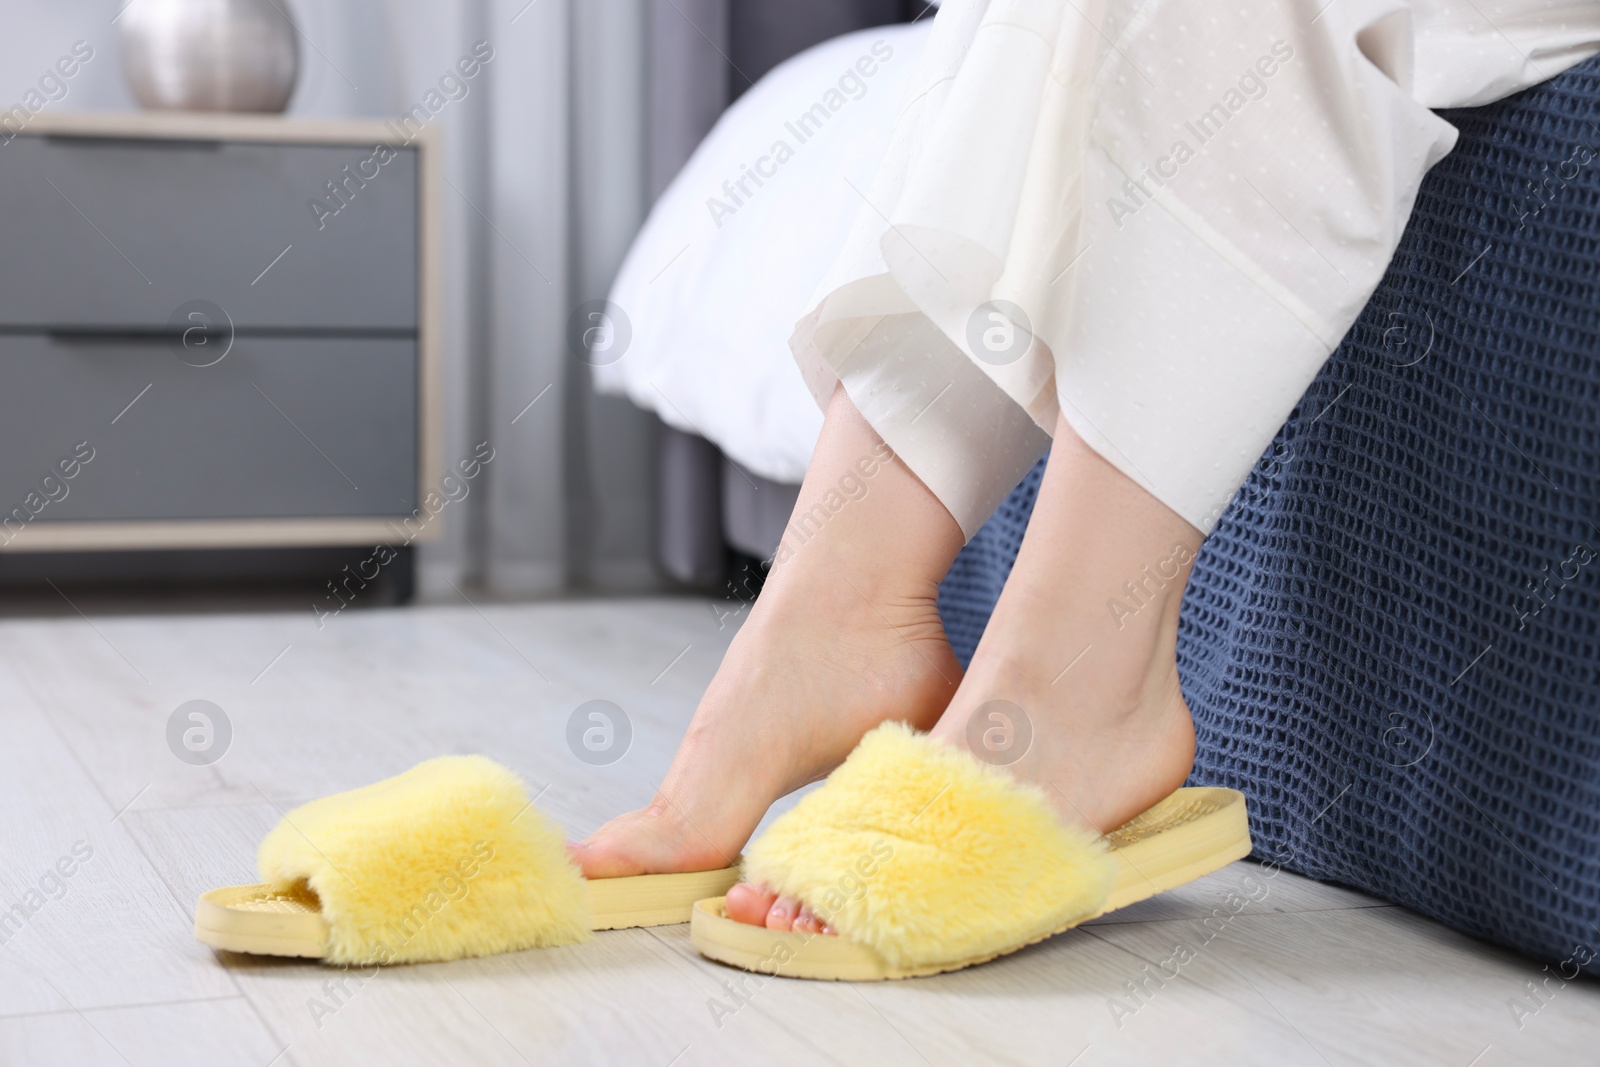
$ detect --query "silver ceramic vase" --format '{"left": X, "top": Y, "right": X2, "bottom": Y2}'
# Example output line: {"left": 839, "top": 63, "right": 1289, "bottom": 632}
{"left": 120, "top": 0, "right": 300, "bottom": 113}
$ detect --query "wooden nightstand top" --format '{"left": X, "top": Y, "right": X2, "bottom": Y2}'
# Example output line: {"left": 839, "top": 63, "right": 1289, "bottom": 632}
{"left": 15, "top": 109, "right": 437, "bottom": 149}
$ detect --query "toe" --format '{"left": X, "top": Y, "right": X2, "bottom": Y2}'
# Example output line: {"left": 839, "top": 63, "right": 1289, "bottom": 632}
{"left": 725, "top": 882, "right": 779, "bottom": 926}
{"left": 793, "top": 904, "right": 824, "bottom": 934}
{"left": 765, "top": 895, "right": 801, "bottom": 931}
{"left": 568, "top": 835, "right": 642, "bottom": 879}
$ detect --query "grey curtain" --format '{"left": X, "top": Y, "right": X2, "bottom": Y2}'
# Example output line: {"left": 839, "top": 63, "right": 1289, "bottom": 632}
{"left": 644, "top": 0, "right": 926, "bottom": 585}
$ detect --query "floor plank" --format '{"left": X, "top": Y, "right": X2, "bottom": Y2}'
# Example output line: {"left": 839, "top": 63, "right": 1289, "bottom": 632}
{"left": 0, "top": 999, "right": 283, "bottom": 1067}
{"left": 1083, "top": 905, "right": 1600, "bottom": 1064}
{"left": 646, "top": 919, "right": 1316, "bottom": 1067}
{"left": 3, "top": 598, "right": 1595, "bottom": 1066}
{"left": 0, "top": 600, "right": 737, "bottom": 835}
{"left": 0, "top": 667, "right": 239, "bottom": 1017}
{"left": 1082, "top": 858, "right": 1395, "bottom": 927}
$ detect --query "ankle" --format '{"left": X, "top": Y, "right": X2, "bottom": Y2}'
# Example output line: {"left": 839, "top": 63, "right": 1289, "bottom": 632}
{"left": 754, "top": 559, "right": 943, "bottom": 643}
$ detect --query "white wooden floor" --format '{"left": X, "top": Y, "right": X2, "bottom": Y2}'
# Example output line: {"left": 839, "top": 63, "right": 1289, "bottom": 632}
{"left": 0, "top": 596, "right": 1595, "bottom": 1066}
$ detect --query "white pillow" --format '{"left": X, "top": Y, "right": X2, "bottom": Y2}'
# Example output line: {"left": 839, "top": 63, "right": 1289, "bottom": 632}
{"left": 596, "top": 23, "right": 931, "bottom": 484}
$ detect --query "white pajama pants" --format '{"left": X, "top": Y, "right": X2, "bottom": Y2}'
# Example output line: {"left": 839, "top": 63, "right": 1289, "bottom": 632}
{"left": 790, "top": 0, "right": 1600, "bottom": 536}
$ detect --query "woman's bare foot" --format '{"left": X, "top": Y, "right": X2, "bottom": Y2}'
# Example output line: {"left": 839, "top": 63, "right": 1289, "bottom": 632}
{"left": 729, "top": 418, "right": 1202, "bottom": 931}
{"left": 572, "top": 388, "right": 965, "bottom": 878}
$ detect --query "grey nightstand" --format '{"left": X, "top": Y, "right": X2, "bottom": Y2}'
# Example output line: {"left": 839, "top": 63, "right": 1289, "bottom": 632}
{"left": 0, "top": 111, "right": 440, "bottom": 560}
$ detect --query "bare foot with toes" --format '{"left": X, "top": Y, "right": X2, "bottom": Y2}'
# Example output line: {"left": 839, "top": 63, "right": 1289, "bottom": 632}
{"left": 727, "top": 420, "right": 1202, "bottom": 933}
{"left": 572, "top": 389, "right": 965, "bottom": 880}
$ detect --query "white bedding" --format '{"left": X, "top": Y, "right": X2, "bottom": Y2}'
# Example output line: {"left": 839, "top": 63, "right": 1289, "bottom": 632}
{"left": 594, "top": 23, "right": 931, "bottom": 485}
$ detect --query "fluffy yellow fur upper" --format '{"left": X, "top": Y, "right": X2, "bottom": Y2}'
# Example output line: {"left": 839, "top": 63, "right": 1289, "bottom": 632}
{"left": 743, "top": 723, "right": 1115, "bottom": 969}
{"left": 258, "top": 756, "right": 589, "bottom": 964}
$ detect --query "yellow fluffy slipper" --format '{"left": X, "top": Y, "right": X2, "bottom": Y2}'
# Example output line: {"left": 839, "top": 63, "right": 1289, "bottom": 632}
{"left": 194, "top": 756, "right": 739, "bottom": 965}
{"left": 690, "top": 723, "right": 1251, "bottom": 980}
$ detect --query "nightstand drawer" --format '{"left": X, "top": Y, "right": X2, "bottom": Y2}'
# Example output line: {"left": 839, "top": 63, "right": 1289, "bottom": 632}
{"left": 0, "top": 335, "right": 416, "bottom": 523}
{"left": 0, "top": 135, "right": 416, "bottom": 330}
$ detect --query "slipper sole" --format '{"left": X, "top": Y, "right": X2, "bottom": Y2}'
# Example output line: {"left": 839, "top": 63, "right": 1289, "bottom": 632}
{"left": 689, "top": 787, "right": 1251, "bottom": 981}
{"left": 195, "top": 864, "right": 743, "bottom": 959}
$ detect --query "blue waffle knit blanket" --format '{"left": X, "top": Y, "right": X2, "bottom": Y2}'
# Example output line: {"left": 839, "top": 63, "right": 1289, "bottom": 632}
{"left": 938, "top": 56, "right": 1600, "bottom": 975}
